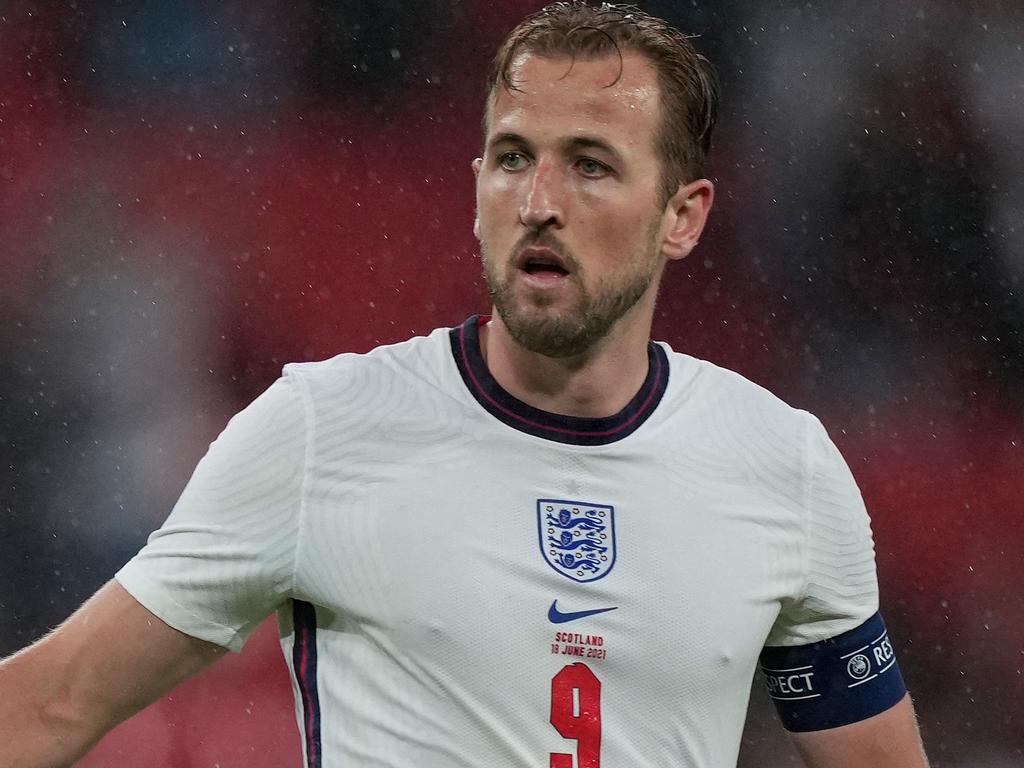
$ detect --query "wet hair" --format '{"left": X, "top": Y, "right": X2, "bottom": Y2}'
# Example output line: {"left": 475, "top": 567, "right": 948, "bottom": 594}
{"left": 485, "top": 1, "right": 719, "bottom": 204}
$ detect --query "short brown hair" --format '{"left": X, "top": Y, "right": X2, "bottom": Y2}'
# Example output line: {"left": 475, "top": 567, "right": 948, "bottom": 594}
{"left": 485, "top": 1, "right": 719, "bottom": 204}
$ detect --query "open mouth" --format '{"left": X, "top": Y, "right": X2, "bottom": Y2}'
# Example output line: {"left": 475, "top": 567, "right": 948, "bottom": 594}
{"left": 523, "top": 260, "right": 569, "bottom": 276}
{"left": 516, "top": 246, "right": 571, "bottom": 279}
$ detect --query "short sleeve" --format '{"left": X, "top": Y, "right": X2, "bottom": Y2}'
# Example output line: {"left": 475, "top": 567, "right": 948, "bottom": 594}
{"left": 765, "top": 415, "right": 879, "bottom": 647}
{"left": 116, "top": 374, "right": 308, "bottom": 652}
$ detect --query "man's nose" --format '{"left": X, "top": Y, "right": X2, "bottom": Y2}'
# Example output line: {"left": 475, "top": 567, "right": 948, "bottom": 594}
{"left": 519, "top": 160, "right": 565, "bottom": 229}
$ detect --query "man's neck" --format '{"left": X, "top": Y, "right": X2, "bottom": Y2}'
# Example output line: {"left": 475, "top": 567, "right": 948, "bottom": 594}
{"left": 478, "top": 313, "right": 652, "bottom": 419}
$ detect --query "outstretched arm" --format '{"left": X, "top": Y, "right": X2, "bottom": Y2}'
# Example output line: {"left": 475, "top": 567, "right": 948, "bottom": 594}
{"left": 0, "top": 579, "right": 226, "bottom": 768}
{"left": 790, "top": 694, "right": 929, "bottom": 768}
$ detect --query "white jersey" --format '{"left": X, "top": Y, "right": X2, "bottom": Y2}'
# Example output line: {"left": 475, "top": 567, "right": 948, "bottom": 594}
{"left": 116, "top": 316, "right": 878, "bottom": 768}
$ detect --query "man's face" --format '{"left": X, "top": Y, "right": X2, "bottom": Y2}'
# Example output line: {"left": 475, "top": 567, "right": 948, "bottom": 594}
{"left": 474, "top": 51, "right": 672, "bottom": 358}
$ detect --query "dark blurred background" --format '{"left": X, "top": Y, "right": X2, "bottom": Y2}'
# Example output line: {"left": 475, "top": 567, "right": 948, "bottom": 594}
{"left": 1, "top": 1, "right": 1021, "bottom": 765}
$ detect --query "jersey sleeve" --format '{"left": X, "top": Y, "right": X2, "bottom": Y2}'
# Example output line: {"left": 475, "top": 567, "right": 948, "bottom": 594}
{"left": 115, "top": 373, "right": 308, "bottom": 652}
{"left": 766, "top": 415, "right": 879, "bottom": 647}
{"left": 760, "top": 414, "right": 906, "bottom": 731}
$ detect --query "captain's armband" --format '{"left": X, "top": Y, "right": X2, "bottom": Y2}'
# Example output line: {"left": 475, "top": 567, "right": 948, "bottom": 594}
{"left": 758, "top": 612, "right": 907, "bottom": 732}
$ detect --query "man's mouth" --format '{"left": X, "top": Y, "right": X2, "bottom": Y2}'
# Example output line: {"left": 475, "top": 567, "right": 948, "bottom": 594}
{"left": 523, "top": 260, "right": 569, "bottom": 276}
{"left": 516, "top": 246, "right": 571, "bottom": 278}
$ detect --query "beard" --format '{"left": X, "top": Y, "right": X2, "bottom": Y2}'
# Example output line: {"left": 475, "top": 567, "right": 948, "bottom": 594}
{"left": 481, "top": 221, "right": 662, "bottom": 358}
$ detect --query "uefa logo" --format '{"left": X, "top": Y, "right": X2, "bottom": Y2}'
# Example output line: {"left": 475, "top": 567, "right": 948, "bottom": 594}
{"left": 847, "top": 654, "right": 871, "bottom": 681}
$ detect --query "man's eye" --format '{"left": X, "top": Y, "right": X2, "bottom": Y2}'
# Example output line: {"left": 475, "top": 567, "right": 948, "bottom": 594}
{"left": 498, "top": 152, "right": 529, "bottom": 171}
{"left": 577, "top": 158, "right": 610, "bottom": 177}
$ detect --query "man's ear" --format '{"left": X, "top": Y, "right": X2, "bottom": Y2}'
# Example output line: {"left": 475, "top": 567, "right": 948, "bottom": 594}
{"left": 661, "top": 178, "right": 714, "bottom": 262}
{"left": 472, "top": 158, "right": 483, "bottom": 240}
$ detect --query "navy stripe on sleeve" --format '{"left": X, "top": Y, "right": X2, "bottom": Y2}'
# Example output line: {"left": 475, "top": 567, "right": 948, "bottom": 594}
{"left": 293, "top": 599, "right": 323, "bottom": 767}
{"left": 759, "top": 612, "right": 907, "bottom": 732}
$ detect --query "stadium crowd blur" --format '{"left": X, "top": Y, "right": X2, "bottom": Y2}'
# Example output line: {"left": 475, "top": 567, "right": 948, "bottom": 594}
{"left": 1, "top": 1, "right": 1021, "bottom": 765}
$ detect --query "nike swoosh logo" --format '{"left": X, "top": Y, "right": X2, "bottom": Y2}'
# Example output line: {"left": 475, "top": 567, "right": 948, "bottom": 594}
{"left": 548, "top": 600, "right": 618, "bottom": 624}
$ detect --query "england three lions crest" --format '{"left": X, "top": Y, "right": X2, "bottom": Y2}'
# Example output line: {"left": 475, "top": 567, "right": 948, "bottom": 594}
{"left": 537, "top": 499, "right": 616, "bottom": 583}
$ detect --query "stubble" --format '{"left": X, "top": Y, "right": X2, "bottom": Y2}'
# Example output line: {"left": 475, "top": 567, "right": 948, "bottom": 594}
{"left": 481, "top": 219, "right": 663, "bottom": 358}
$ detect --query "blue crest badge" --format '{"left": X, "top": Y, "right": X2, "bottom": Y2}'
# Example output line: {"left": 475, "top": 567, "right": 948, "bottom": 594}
{"left": 537, "top": 499, "right": 616, "bottom": 583}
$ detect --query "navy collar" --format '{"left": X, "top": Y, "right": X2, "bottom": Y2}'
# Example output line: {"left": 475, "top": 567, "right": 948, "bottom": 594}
{"left": 449, "top": 315, "right": 668, "bottom": 446}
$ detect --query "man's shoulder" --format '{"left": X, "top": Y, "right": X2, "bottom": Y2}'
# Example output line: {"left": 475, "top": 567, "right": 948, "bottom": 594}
{"left": 657, "top": 346, "right": 830, "bottom": 495}
{"left": 282, "top": 324, "right": 453, "bottom": 382}
{"left": 655, "top": 342, "right": 823, "bottom": 462}
{"left": 269, "top": 323, "right": 472, "bottom": 452}
{"left": 273, "top": 323, "right": 470, "bottom": 429}
{"left": 658, "top": 343, "right": 818, "bottom": 434}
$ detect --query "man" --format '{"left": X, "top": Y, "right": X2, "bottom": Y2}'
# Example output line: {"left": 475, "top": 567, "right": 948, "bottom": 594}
{"left": 0, "top": 3, "right": 929, "bottom": 766}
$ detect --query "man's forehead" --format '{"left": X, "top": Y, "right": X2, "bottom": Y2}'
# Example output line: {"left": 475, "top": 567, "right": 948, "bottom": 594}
{"left": 510, "top": 49, "right": 656, "bottom": 88}
{"left": 487, "top": 51, "right": 661, "bottom": 138}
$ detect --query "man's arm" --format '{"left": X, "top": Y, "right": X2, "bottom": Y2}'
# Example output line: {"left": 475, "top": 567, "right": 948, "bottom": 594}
{"left": 790, "top": 694, "right": 929, "bottom": 768}
{"left": 0, "top": 579, "right": 226, "bottom": 768}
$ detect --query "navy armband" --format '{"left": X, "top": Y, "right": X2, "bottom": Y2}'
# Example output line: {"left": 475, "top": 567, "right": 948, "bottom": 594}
{"left": 758, "top": 612, "right": 907, "bottom": 732}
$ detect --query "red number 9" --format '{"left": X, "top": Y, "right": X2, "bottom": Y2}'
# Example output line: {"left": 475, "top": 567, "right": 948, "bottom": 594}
{"left": 549, "top": 662, "right": 601, "bottom": 768}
